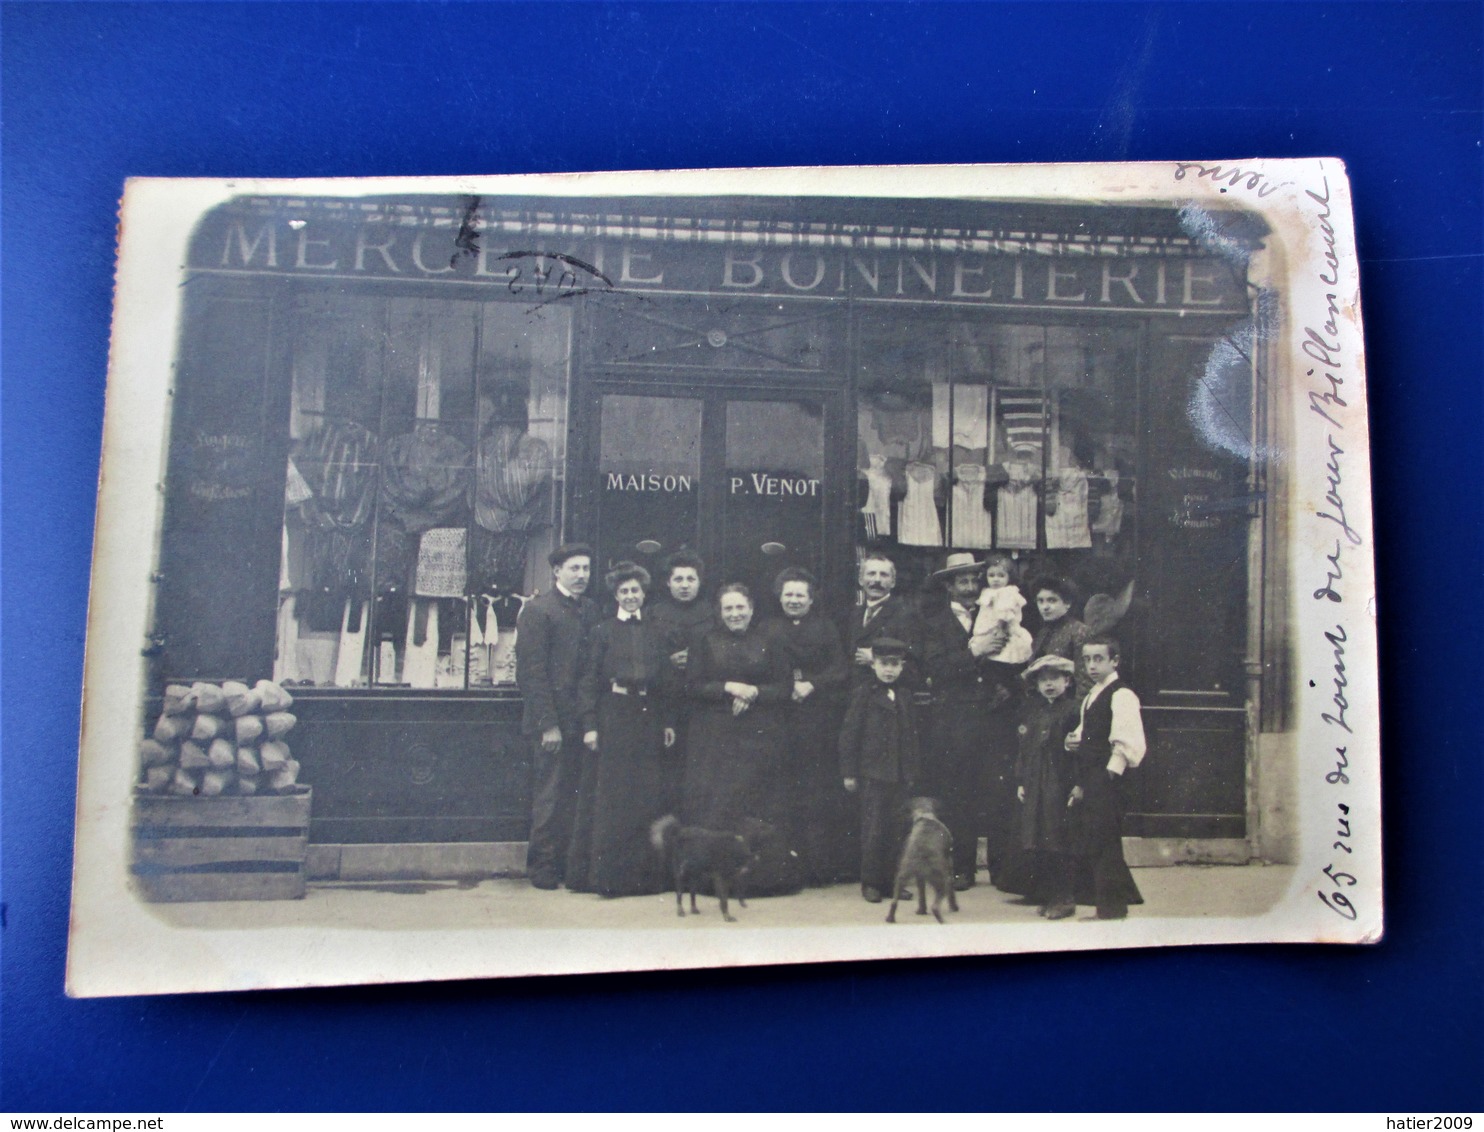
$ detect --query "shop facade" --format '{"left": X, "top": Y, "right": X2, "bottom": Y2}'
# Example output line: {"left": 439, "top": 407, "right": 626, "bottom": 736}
{"left": 151, "top": 192, "right": 1289, "bottom": 875}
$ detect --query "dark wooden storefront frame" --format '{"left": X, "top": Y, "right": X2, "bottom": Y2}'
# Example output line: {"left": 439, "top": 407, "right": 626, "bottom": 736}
{"left": 154, "top": 197, "right": 1271, "bottom": 857}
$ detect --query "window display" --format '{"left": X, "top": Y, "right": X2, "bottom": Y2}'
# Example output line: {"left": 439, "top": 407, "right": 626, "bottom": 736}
{"left": 855, "top": 313, "right": 1139, "bottom": 602}
{"left": 273, "top": 295, "right": 570, "bottom": 689}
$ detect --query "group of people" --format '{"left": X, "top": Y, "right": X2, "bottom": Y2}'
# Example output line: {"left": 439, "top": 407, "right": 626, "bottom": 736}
{"left": 515, "top": 542, "right": 1147, "bottom": 921}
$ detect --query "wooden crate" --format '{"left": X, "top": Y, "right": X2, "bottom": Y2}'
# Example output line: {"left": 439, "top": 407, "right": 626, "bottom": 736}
{"left": 131, "top": 791, "right": 312, "bottom": 902}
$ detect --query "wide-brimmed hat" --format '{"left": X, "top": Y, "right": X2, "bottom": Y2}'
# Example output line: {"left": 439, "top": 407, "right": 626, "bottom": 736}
{"left": 927, "top": 551, "right": 986, "bottom": 585}
{"left": 1020, "top": 654, "right": 1076, "bottom": 681}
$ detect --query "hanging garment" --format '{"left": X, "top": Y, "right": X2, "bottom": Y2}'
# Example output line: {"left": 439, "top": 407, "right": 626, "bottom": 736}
{"left": 857, "top": 404, "right": 886, "bottom": 460}
{"left": 285, "top": 457, "right": 313, "bottom": 508}
{"left": 996, "top": 392, "right": 1046, "bottom": 457}
{"left": 899, "top": 461, "right": 943, "bottom": 547}
{"left": 932, "top": 383, "right": 953, "bottom": 449}
{"left": 297, "top": 637, "right": 337, "bottom": 688}
{"left": 932, "top": 384, "right": 990, "bottom": 450}
{"left": 860, "top": 454, "right": 894, "bottom": 540}
{"left": 1091, "top": 470, "right": 1125, "bottom": 541}
{"left": 371, "top": 521, "right": 418, "bottom": 599}
{"left": 469, "top": 529, "right": 533, "bottom": 593}
{"left": 334, "top": 598, "right": 370, "bottom": 687}
{"left": 293, "top": 421, "right": 378, "bottom": 531}
{"left": 291, "top": 420, "right": 379, "bottom": 612}
{"left": 274, "top": 523, "right": 306, "bottom": 684}
{"left": 470, "top": 425, "right": 554, "bottom": 592}
{"left": 474, "top": 425, "right": 553, "bottom": 533}
{"left": 950, "top": 463, "right": 993, "bottom": 549}
{"left": 1046, "top": 467, "right": 1093, "bottom": 550}
{"left": 279, "top": 521, "right": 311, "bottom": 593}
{"left": 403, "top": 600, "right": 440, "bottom": 689}
{"left": 382, "top": 423, "right": 472, "bottom": 534}
{"left": 436, "top": 637, "right": 466, "bottom": 689}
{"left": 467, "top": 596, "right": 490, "bottom": 685}
{"left": 414, "top": 527, "right": 468, "bottom": 598}
{"left": 490, "top": 626, "right": 518, "bottom": 685}
{"left": 994, "top": 458, "right": 1040, "bottom": 550}
{"left": 273, "top": 594, "right": 301, "bottom": 684}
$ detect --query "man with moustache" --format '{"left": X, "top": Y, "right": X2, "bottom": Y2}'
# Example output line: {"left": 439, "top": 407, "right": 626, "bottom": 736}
{"left": 517, "top": 543, "right": 600, "bottom": 890}
{"left": 919, "top": 552, "right": 1011, "bottom": 890}
{"left": 848, "top": 553, "right": 921, "bottom": 690}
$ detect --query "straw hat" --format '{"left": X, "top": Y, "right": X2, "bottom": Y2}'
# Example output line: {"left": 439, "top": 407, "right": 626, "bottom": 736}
{"left": 927, "top": 551, "right": 986, "bottom": 585}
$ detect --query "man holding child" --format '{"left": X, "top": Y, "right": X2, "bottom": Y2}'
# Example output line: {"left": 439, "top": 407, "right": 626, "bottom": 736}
{"left": 919, "top": 551, "right": 1028, "bottom": 891}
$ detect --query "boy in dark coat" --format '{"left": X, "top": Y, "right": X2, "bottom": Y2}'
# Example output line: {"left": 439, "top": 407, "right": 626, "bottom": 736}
{"left": 1014, "top": 655, "right": 1081, "bottom": 919}
{"left": 839, "top": 638, "right": 920, "bottom": 903}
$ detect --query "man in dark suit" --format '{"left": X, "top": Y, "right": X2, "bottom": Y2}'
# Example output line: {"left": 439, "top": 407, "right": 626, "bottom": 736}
{"left": 919, "top": 552, "right": 1011, "bottom": 890}
{"left": 516, "top": 543, "right": 600, "bottom": 889}
{"left": 848, "top": 553, "right": 921, "bottom": 689}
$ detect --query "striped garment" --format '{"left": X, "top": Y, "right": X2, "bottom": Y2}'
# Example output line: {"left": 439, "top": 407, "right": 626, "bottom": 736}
{"left": 474, "top": 426, "right": 554, "bottom": 533}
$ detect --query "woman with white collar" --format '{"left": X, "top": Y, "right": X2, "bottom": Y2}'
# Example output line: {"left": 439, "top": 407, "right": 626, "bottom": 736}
{"left": 567, "top": 561, "right": 676, "bottom": 898}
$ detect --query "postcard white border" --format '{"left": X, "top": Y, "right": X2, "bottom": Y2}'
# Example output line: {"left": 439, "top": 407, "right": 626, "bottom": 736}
{"left": 67, "top": 161, "right": 1380, "bottom": 997}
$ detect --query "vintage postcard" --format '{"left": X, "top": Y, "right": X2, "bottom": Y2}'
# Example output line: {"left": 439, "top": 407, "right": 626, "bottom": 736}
{"left": 67, "top": 161, "right": 1380, "bottom": 997}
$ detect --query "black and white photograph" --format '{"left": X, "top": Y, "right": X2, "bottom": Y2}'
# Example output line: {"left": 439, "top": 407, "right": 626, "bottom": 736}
{"left": 66, "top": 161, "right": 1380, "bottom": 996}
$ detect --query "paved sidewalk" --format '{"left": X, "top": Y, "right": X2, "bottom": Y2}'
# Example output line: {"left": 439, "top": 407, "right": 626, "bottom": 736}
{"left": 156, "top": 862, "right": 1297, "bottom": 933}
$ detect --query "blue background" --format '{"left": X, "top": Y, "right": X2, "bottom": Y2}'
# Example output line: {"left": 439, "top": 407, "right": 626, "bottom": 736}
{"left": 3, "top": 1, "right": 1481, "bottom": 1112}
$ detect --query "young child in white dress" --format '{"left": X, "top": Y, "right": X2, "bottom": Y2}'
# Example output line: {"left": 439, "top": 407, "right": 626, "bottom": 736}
{"left": 969, "top": 553, "right": 1034, "bottom": 664}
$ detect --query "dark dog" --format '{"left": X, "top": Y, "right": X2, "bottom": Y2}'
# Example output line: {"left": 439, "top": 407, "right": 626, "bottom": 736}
{"left": 886, "top": 798, "right": 959, "bottom": 924}
{"left": 649, "top": 815, "right": 768, "bottom": 922}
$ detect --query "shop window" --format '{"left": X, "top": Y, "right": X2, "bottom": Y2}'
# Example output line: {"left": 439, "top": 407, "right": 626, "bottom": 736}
{"left": 596, "top": 393, "right": 703, "bottom": 564}
{"left": 854, "top": 313, "right": 1139, "bottom": 601}
{"left": 274, "top": 294, "right": 570, "bottom": 690}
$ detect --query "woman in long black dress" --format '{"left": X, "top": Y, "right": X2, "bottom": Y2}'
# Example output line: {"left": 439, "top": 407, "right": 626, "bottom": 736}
{"left": 683, "top": 583, "right": 801, "bottom": 894}
{"left": 645, "top": 550, "right": 714, "bottom": 815}
{"left": 772, "top": 567, "right": 855, "bottom": 886}
{"left": 566, "top": 562, "right": 676, "bottom": 897}
{"left": 647, "top": 550, "right": 714, "bottom": 670}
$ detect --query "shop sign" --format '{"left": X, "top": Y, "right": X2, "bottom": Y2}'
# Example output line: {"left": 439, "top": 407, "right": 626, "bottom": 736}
{"left": 194, "top": 210, "right": 1250, "bottom": 315}
{"left": 184, "top": 431, "right": 256, "bottom": 504}
{"left": 600, "top": 471, "right": 822, "bottom": 496}
{"left": 604, "top": 472, "right": 695, "bottom": 493}
{"left": 1166, "top": 466, "right": 1227, "bottom": 529}
{"left": 729, "top": 472, "right": 822, "bottom": 497}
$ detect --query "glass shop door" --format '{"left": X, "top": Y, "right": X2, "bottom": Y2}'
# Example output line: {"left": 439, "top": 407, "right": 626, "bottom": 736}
{"left": 588, "top": 381, "right": 845, "bottom": 617}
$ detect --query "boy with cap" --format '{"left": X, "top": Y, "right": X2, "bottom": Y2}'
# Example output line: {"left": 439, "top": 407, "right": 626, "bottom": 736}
{"left": 839, "top": 637, "right": 921, "bottom": 903}
{"left": 1014, "top": 655, "right": 1082, "bottom": 919}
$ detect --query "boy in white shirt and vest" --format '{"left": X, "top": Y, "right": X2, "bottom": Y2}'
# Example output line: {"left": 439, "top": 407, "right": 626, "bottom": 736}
{"left": 1064, "top": 634, "right": 1146, "bottom": 920}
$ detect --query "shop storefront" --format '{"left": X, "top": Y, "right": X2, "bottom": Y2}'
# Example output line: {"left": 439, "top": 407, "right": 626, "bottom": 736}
{"left": 152, "top": 192, "right": 1284, "bottom": 872}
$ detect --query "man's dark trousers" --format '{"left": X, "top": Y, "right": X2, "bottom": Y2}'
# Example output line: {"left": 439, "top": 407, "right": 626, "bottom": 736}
{"left": 525, "top": 714, "right": 583, "bottom": 887}
{"left": 515, "top": 583, "right": 595, "bottom": 888}
{"left": 925, "top": 698, "right": 994, "bottom": 879}
{"left": 859, "top": 778, "right": 908, "bottom": 893}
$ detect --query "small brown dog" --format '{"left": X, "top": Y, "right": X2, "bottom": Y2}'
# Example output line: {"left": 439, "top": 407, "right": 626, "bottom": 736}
{"left": 649, "top": 815, "right": 768, "bottom": 923}
{"left": 886, "top": 798, "right": 959, "bottom": 924}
